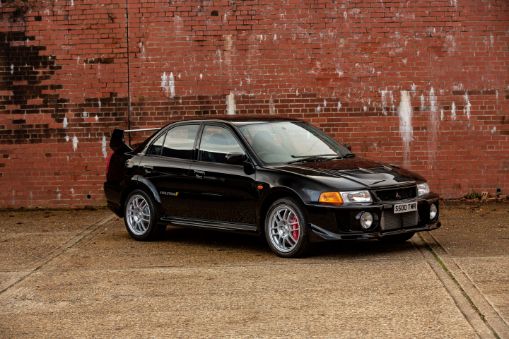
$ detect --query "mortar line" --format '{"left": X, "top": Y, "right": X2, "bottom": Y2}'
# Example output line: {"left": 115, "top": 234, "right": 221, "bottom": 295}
{"left": 0, "top": 214, "right": 115, "bottom": 295}
{"left": 415, "top": 234, "right": 500, "bottom": 339}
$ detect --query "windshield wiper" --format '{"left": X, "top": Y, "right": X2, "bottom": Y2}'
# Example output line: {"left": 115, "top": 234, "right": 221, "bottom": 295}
{"left": 288, "top": 154, "right": 338, "bottom": 164}
{"left": 342, "top": 153, "right": 355, "bottom": 158}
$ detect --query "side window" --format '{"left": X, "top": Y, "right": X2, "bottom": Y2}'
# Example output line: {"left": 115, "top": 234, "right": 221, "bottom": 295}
{"left": 161, "top": 124, "right": 199, "bottom": 159}
{"left": 146, "top": 133, "right": 165, "bottom": 155}
{"left": 199, "top": 125, "right": 245, "bottom": 164}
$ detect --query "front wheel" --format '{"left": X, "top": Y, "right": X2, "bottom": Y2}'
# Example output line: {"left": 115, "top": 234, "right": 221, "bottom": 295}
{"left": 124, "top": 189, "right": 164, "bottom": 241}
{"left": 265, "top": 198, "right": 310, "bottom": 258}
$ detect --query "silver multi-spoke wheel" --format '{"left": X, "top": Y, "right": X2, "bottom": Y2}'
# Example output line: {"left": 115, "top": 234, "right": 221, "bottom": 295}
{"left": 268, "top": 204, "right": 302, "bottom": 253}
{"left": 126, "top": 194, "right": 151, "bottom": 236}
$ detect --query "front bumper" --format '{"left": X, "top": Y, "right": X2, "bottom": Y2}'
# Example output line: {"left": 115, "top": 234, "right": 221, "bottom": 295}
{"left": 305, "top": 194, "right": 440, "bottom": 241}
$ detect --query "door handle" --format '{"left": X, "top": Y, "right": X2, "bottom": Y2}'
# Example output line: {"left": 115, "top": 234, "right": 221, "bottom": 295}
{"left": 194, "top": 170, "right": 205, "bottom": 178}
{"left": 144, "top": 165, "right": 153, "bottom": 174}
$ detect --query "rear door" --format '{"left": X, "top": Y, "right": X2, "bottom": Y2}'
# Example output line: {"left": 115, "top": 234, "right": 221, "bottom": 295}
{"left": 140, "top": 123, "right": 200, "bottom": 218}
{"left": 186, "top": 123, "right": 258, "bottom": 226}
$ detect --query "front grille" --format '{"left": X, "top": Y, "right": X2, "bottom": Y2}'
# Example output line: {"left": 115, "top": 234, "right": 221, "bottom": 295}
{"left": 381, "top": 211, "right": 418, "bottom": 231}
{"left": 375, "top": 186, "right": 417, "bottom": 202}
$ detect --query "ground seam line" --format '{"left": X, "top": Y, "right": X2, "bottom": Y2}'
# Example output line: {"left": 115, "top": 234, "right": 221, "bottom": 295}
{"left": 427, "top": 232, "right": 509, "bottom": 330}
{"left": 416, "top": 233, "right": 501, "bottom": 339}
{"left": 0, "top": 214, "right": 115, "bottom": 295}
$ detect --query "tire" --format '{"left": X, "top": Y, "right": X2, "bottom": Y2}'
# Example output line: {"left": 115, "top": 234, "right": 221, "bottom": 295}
{"left": 380, "top": 232, "right": 415, "bottom": 243}
{"left": 265, "top": 198, "right": 310, "bottom": 258}
{"left": 124, "top": 189, "right": 165, "bottom": 241}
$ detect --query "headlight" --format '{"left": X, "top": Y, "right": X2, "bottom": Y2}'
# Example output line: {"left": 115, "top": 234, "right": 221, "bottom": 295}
{"left": 340, "top": 190, "right": 372, "bottom": 203}
{"left": 417, "top": 183, "right": 430, "bottom": 196}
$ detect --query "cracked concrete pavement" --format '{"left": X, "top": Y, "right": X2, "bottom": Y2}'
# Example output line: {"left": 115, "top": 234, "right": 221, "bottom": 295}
{"left": 0, "top": 203, "right": 507, "bottom": 337}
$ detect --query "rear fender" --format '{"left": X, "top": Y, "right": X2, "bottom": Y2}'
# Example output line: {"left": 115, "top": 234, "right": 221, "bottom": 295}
{"left": 131, "top": 175, "right": 162, "bottom": 204}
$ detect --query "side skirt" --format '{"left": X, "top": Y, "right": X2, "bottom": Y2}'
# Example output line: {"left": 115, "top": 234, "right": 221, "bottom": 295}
{"left": 161, "top": 216, "right": 257, "bottom": 233}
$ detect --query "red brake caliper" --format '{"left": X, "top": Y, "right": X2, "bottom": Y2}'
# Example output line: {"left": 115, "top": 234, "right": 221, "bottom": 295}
{"left": 291, "top": 215, "right": 299, "bottom": 240}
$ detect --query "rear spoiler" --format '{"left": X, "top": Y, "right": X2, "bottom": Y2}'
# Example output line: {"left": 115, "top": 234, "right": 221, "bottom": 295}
{"left": 109, "top": 128, "right": 159, "bottom": 151}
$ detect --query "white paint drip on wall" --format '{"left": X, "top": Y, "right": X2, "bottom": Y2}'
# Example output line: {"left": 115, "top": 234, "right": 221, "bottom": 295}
{"left": 226, "top": 92, "right": 236, "bottom": 115}
{"left": 420, "top": 94, "right": 426, "bottom": 111}
{"left": 463, "top": 93, "right": 471, "bottom": 120}
{"left": 82, "top": 111, "right": 89, "bottom": 118}
{"left": 65, "top": 135, "right": 70, "bottom": 142}
{"left": 269, "top": 97, "right": 276, "bottom": 115}
{"left": 316, "top": 106, "right": 321, "bottom": 113}
{"left": 70, "top": 0, "right": 74, "bottom": 6}
{"left": 380, "top": 90, "right": 393, "bottom": 115}
{"left": 70, "top": 188, "right": 75, "bottom": 196}
{"left": 98, "top": 99, "right": 101, "bottom": 108}
{"left": 161, "top": 72, "right": 168, "bottom": 94}
{"left": 63, "top": 116, "right": 68, "bottom": 128}
{"left": 94, "top": 115, "right": 99, "bottom": 122}
{"left": 450, "top": 0, "right": 457, "bottom": 7}
{"left": 101, "top": 135, "right": 107, "bottom": 158}
{"left": 411, "top": 83, "right": 417, "bottom": 92}
{"left": 10, "top": 64, "right": 14, "bottom": 74}
{"left": 169, "top": 72, "right": 175, "bottom": 98}
{"left": 451, "top": 102, "right": 457, "bottom": 120}
{"left": 199, "top": 73, "right": 203, "bottom": 80}
{"left": 337, "top": 100, "right": 342, "bottom": 111}
{"left": 56, "top": 187, "right": 61, "bottom": 200}
{"left": 440, "top": 109, "right": 444, "bottom": 121}
{"left": 72, "top": 135, "right": 79, "bottom": 151}
{"left": 428, "top": 87, "right": 439, "bottom": 168}
{"left": 491, "top": 126, "right": 497, "bottom": 134}
{"left": 490, "top": 34, "right": 494, "bottom": 48}
{"left": 429, "top": 87, "right": 437, "bottom": 113}
{"left": 363, "top": 106, "right": 368, "bottom": 112}
{"left": 398, "top": 91, "right": 413, "bottom": 166}
{"left": 445, "top": 35, "right": 456, "bottom": 54}
{"left": 323, "top": 99, "right": 327, "bottom": 107}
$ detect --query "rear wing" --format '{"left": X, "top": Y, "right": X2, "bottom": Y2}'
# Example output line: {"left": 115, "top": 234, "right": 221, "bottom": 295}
{"left": 109, "top": 128, "right": 159, "bottom": 151}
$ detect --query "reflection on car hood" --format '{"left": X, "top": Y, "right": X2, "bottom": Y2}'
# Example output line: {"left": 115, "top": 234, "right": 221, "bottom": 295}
{"left": 275, "top": 157, "right": 425, "bottom": 188}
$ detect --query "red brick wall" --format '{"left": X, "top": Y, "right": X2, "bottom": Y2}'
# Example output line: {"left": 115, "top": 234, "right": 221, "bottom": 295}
{"left": 0, "top": 0, "right": 508, "bottom": 208}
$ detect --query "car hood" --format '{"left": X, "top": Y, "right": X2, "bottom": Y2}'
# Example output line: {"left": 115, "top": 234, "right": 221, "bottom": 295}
{"left": 274, "top": 157, "right": 425, "bottom": 188}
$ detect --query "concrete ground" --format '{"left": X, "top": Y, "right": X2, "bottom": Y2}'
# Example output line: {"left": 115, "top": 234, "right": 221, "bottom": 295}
{"left": 0, "top": 203, "right": 507, "bottom": 338}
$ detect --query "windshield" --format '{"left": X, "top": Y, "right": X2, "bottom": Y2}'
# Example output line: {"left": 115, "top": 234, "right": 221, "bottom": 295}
{"left": 238, "top": 121, "right": 353, "bottom": 164}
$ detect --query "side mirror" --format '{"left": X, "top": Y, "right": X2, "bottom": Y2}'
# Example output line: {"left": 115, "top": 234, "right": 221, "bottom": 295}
{"left": 225, "top": 152, "right": 247, "bottom": 165}
{"left": 243, "top": 160, "right": 256, "bottom": 175}
{"left": 344, "top": 144, "right": 352, "bottom": 151}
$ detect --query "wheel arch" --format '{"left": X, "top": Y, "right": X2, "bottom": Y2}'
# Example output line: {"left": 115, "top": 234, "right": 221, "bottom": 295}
{"left": 119, "top": 176, "right": 162, "bottom": 216}
{"left": 258, "top": 187, "right": 308, "bottom": 234}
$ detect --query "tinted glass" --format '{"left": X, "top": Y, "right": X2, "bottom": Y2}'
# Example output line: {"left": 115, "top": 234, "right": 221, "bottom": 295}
{"left": 238, "top": 121, "right": 351, "bottom": 164}
{"left": 161, "top": 124, "right": 199, "bottom": 159}
{"left": 146, "top": 133, "right": 165, "bottom": 155}
{"left": 199, "top": 126, "right": 244, "bottom": 164}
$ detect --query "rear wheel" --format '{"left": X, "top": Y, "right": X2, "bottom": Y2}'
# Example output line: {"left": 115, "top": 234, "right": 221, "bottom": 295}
{"left": 124, "top": 189, "right": 164, "bottom": 241}
{"left": 265, "top": 198, "right": 309, "bottom": 258}
{"left": 380, "top": 232, "right": 415, "bottom": 243}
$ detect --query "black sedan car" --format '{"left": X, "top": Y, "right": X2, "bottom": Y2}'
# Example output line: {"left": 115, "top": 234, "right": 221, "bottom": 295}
{"left": 104, "top": 117, "right": 440, "bottom": 257}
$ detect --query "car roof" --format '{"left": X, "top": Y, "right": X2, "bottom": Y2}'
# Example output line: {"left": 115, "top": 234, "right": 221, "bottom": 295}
{"left": 170, "top": 115, "right": 305, "bottom": 126}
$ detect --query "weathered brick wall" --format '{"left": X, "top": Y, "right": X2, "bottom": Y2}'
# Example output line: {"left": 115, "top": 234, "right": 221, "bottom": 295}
{"left": 1, "top": 0, "right": 508, "bottom": 208}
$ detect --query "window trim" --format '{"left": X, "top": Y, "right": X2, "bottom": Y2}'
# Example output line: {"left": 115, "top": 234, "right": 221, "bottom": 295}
{"left": 143, "top": 122, "right": 201, "bottom": 160}
{"left": 196, "top": 122, "right": 249, "bottom": 165}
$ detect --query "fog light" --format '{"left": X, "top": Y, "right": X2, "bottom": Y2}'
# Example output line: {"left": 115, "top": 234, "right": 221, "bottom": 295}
{"left": 430, "top": 204, "right": 438, "bottom": 220}
{"left": 360, "top": 212, "right": 374, "bottom": 230}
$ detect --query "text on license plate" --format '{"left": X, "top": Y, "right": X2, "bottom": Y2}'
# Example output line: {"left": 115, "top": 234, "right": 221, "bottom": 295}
{"left": 394, "top": 202, "right": 417, "bottom": 214}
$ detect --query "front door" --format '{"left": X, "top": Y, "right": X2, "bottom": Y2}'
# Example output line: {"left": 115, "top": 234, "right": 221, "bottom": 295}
{"left": 187, "top": 124, "right": 258, "bottom": 227}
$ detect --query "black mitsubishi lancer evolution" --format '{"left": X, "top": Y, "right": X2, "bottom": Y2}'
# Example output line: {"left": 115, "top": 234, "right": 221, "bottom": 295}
{"left": 104, "top": 116, "right": 440, "bottom": 258}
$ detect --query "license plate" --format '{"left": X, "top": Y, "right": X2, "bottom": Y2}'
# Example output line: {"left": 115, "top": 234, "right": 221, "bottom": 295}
{"left": 394, "top": 202, "right": 417, "bottom": 214}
